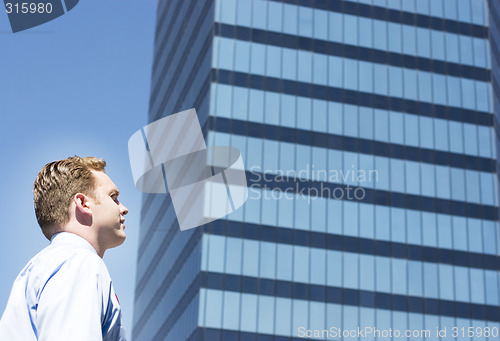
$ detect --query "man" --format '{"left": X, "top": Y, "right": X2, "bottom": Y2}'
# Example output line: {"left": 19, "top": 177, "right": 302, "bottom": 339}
{"left": 0, "top": 156, "right": 128, "bottom": 340}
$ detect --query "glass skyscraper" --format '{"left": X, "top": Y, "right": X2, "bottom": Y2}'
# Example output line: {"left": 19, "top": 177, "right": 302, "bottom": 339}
{"left": 133, "top": 0, "right": 500, "bottom": 340}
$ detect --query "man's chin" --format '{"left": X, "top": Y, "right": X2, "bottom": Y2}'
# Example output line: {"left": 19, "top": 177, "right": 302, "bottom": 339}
{"left": 109, "top": 231, "right": 126, "bottom": 249}
{"left": 117, "top": 232, "right": 126, "bottom": 245}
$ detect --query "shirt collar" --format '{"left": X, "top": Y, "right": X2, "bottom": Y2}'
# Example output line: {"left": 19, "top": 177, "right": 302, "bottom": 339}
{"left": 50, "top": 232, "right": 97, "bottom": 254}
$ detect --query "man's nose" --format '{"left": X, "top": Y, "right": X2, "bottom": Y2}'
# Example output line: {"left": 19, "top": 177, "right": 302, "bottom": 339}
{"left": 120, "top": 203, "right": 129, "bottom": 216}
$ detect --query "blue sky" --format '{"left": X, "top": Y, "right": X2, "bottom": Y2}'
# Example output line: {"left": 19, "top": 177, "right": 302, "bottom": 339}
{"left": 0, "top": 1, "right": 157, "bottom": 338}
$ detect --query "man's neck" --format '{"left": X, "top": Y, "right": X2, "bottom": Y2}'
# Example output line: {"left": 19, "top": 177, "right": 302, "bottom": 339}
{"left": 58, "top": 225, "right": 105, "bottom": 258}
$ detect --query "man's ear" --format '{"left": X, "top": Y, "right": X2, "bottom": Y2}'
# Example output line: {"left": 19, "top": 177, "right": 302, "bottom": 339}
{"left": 73, "top": 193, "right": 93, "bottom": 226}
{"left": 73, "top": 193, "right": 92, "bottom": 216}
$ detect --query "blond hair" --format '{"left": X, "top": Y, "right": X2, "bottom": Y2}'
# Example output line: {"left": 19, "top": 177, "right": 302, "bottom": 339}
{"left": 33, "top": 156, "right": 106, "bottom": 240}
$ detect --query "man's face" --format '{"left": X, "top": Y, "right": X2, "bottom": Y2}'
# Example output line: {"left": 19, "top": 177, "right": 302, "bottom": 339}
{"left": 89, "top": 170, "right": 128, "bottom": 250}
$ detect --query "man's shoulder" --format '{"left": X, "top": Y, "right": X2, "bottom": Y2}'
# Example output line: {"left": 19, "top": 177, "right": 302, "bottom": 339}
{"left": 38, "top": 238, "right": 102, "bottom": 262}
{"left": 37, "top": 233, "right": 106, "bottom": 269}
{"left": 25, "top": 242, "right": 107, "bottom": 285}
{"left": 16, "top": 241, "right": 109, "bottom": 306}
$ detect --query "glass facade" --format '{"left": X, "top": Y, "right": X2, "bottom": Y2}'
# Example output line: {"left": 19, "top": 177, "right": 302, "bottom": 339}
{"left": 133, "top": 0, "right": 500, "bottom": 340}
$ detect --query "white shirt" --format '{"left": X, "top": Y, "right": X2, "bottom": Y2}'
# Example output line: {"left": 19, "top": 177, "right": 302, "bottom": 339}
{"left": 0, "top": 232, "right": 126, "bottom": 341}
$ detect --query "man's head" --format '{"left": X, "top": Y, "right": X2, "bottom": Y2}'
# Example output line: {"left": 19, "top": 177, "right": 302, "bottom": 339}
{"left": 34, "top": 156, "right": 128, "bottom": 255}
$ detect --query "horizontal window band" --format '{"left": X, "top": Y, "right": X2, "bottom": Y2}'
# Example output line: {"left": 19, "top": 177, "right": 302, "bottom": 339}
{"left": 189, "top": 327, "right": 294, "bottom": 341}
{"left": 235, "top": 170, "right": 498, "bottom": 220}
{"left": 212, "top": 70, "right": 494, "bottom": 127}
{"left": 214, "top": 24, "right": 490, "bottom": 82}
{"left": 201, "top": 272, "right": 500, "bottom": 321}
{"left": 208, "top": 117, "right": 496, "bottom": 173}
{"left": 205, "top": 220, "right": 500, "bottom": 271}
{"left": 271, "top": 0, "right": 488, "bottom": 39}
